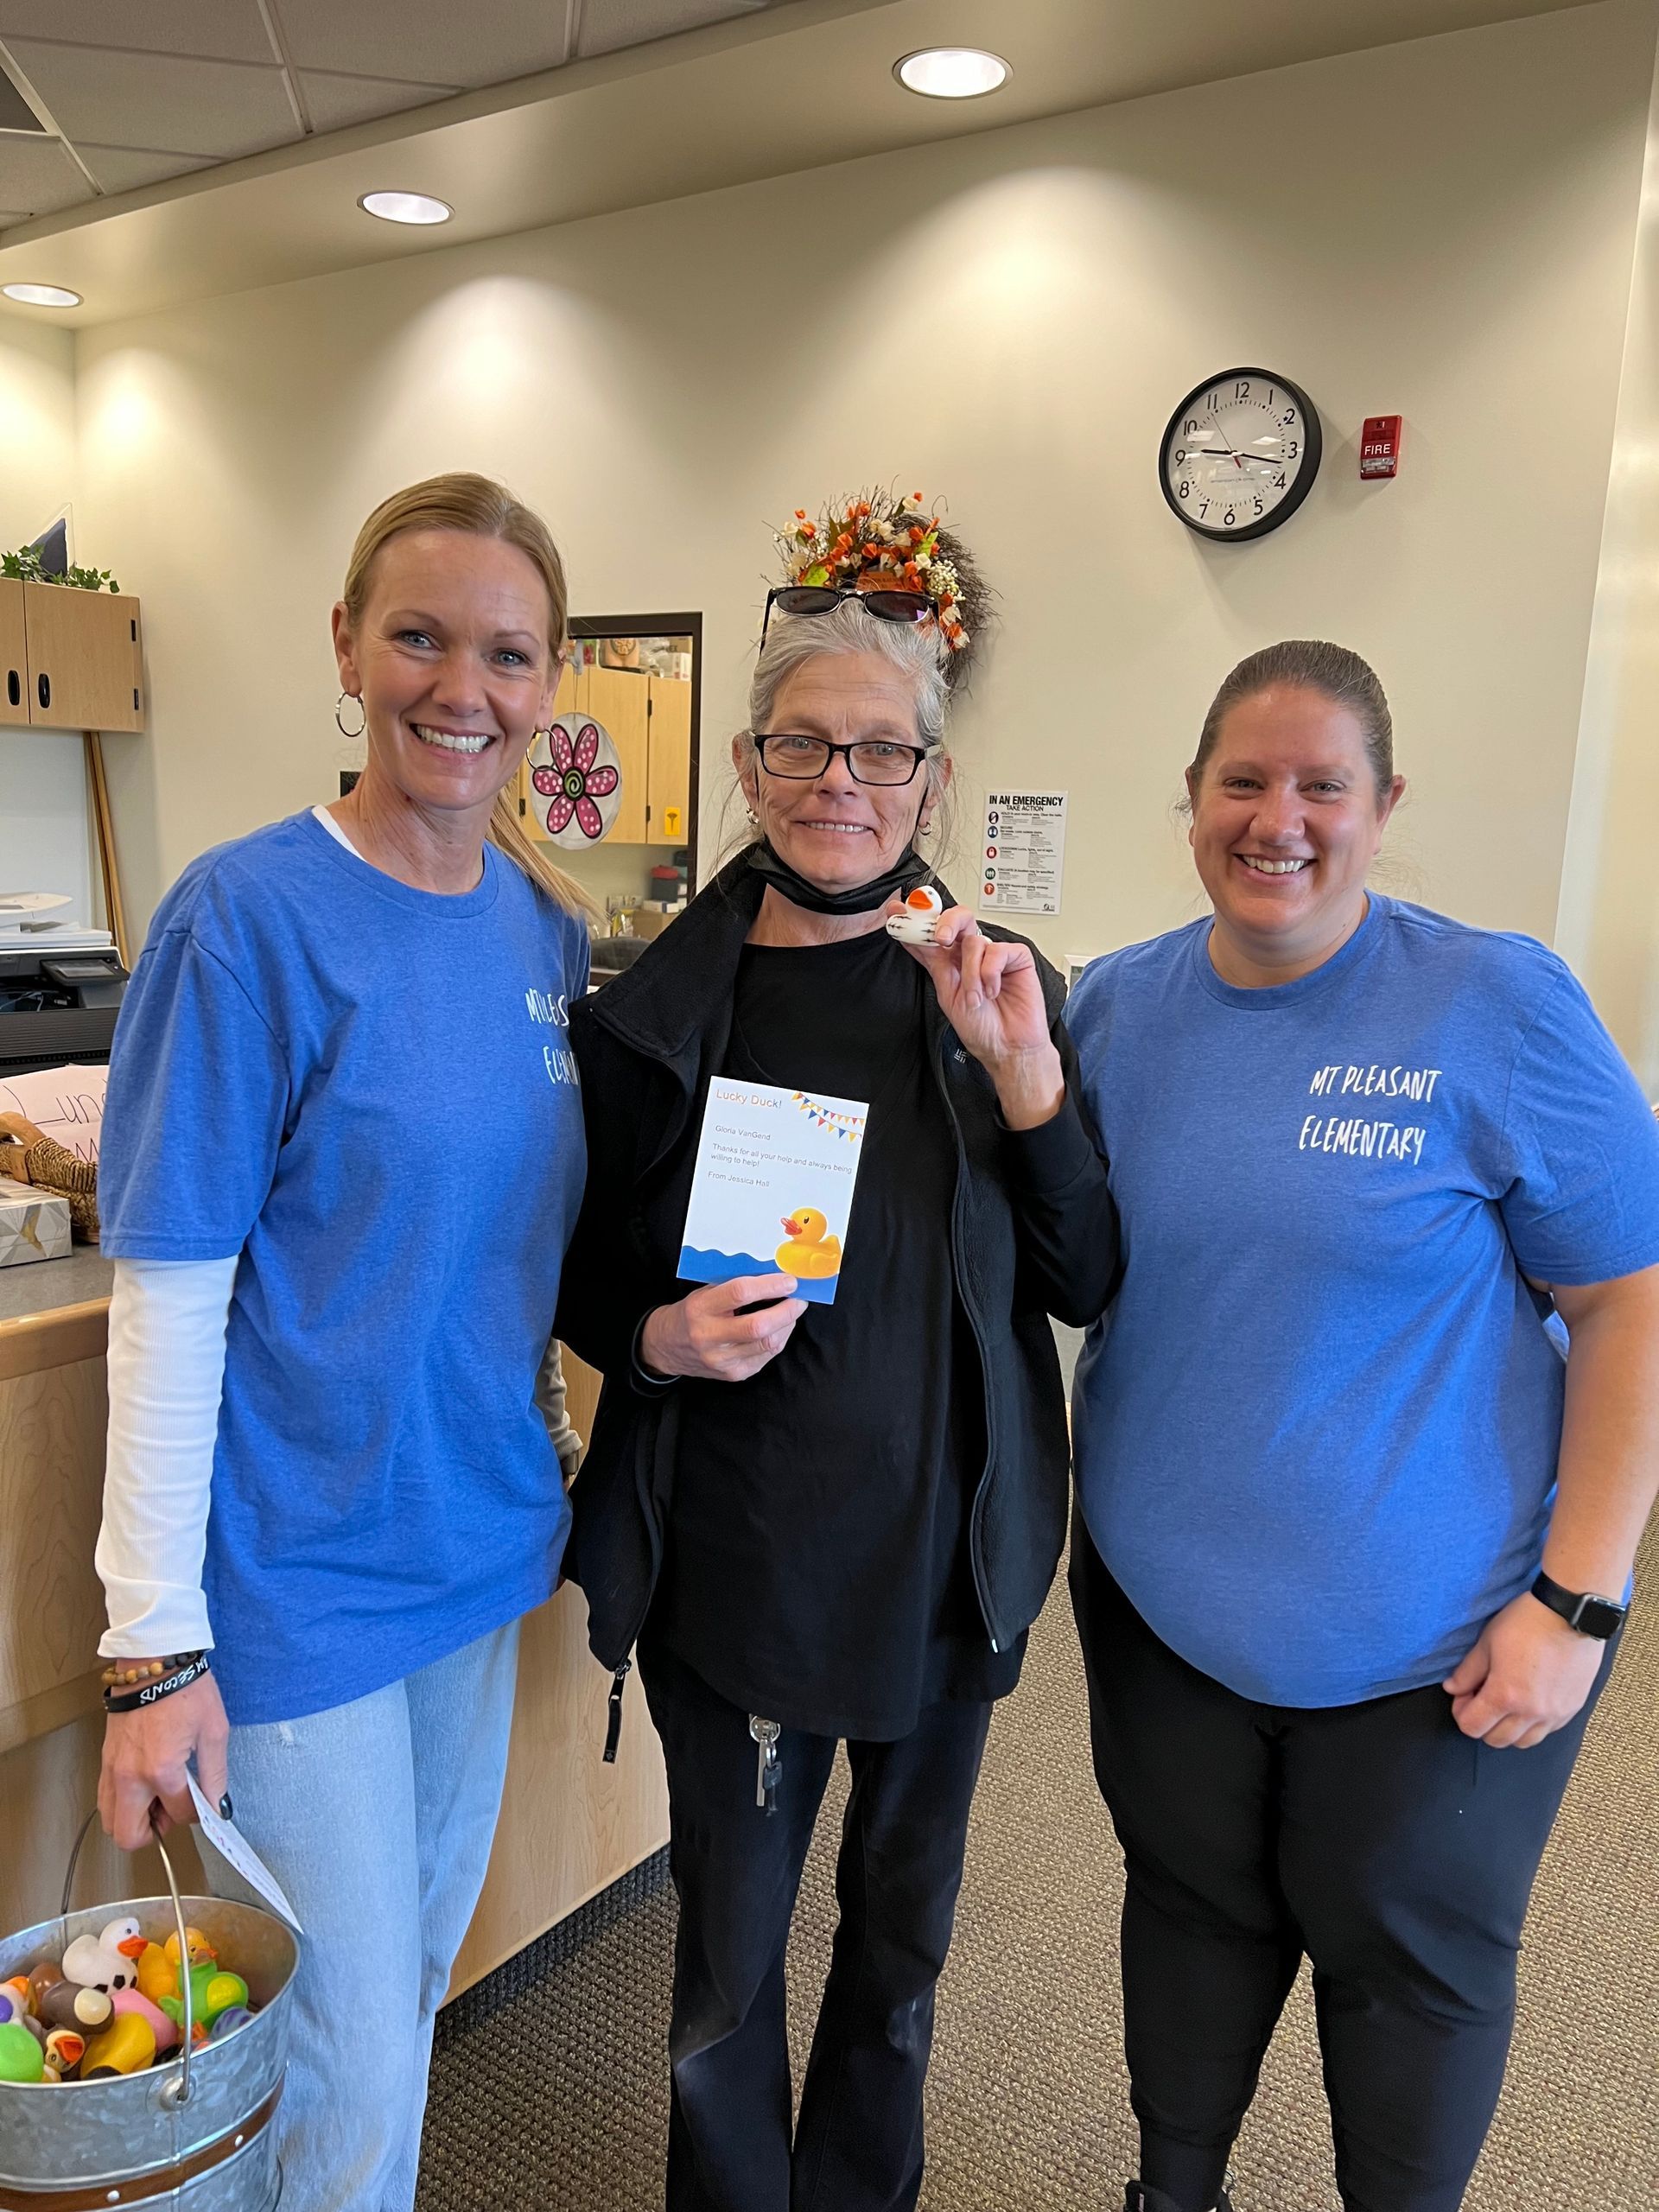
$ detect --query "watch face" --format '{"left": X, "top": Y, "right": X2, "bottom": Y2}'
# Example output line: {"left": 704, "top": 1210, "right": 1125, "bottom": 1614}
{"left": 1578, "top": 1595, "right": 1625, "bottom": 1639}
{"left": 1160, "top": 368, "right": 1322, "bottom": 541}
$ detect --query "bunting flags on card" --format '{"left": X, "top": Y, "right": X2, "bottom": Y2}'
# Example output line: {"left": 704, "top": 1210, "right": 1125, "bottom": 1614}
{"left": 791, "top": 1090, "right": 867, "bottom": 1139}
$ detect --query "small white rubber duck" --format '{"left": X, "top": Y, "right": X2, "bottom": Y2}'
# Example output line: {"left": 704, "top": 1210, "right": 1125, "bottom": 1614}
{"left": 62, "top": 1917, "right": 144, "bottom": 1997}
{"left": 884, "top": 884, "right": 946, "bottom": 946}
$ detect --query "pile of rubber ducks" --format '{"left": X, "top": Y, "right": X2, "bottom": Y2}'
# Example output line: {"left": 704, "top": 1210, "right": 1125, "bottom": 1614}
{"left": 0, "top": 1919, "right": 255, "bottom": 2084}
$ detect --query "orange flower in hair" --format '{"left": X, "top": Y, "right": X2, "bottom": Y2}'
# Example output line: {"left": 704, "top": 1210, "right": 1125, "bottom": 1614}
{"left": 769, "top": 485, "right": 984, "bottom": 677}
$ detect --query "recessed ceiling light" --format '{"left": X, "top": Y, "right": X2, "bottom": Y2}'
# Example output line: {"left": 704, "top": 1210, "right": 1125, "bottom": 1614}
{"left": 358, "top": 190, "right": 453, "bottom": 226}
{"left": 2, "top": 283, "right": 81, "bottom": 308}
{"left": 894, "top": 48, "right": 1011, "bottom": 99}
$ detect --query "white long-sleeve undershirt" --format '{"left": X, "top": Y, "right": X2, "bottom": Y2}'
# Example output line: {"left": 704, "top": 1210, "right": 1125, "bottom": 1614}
{"left": 97, "top": 1255, "right": 236, "bottom": 1658}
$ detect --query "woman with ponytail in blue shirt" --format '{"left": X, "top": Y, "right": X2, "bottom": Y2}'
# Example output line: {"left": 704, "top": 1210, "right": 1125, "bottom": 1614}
{"left": 1065, "top": 641, "right": 1659, "bottom": 2212}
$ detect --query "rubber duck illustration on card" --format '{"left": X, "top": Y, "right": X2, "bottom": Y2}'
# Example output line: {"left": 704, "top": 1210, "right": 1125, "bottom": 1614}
{"left": 777, "top": 1208, "right": 842, "bottom": 1281}
{"left": 678, "top": 1076, "right": 867, "bottom": 1307}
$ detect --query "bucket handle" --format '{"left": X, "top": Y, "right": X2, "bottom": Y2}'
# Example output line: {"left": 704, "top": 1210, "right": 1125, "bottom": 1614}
{"left": 60, "top": 1809, "right": 196, "bottom": 2108}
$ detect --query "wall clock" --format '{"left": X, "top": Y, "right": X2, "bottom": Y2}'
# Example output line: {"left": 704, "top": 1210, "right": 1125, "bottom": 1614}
{"left": 1159, "top": 368, "right": 1321, "bottom": 541}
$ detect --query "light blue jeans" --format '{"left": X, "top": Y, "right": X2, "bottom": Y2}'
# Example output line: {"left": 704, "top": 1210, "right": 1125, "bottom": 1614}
{"left": 199, "top": 1623, "right": 521, "bottom": 2212}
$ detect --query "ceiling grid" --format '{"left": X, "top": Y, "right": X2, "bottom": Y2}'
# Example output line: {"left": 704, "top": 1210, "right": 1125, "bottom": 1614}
{"left": 0, "top": 0, "right": 1606, "bottom": 325}
{"left": 0, "top": 0, "right": 776, "bottom": 225}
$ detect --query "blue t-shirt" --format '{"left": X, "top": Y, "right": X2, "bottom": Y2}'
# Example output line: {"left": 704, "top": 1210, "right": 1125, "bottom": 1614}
{"left": 99, "top": 811, "right": 589, "bottom": 1725}
{"left": 1067, "top": 893, "right": 1659, "bottom": 1708}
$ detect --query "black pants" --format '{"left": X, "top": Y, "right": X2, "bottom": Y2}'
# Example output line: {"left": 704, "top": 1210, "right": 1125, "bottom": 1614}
{"left": 638, "top": 1635, "right": 992, "bottom": 2212}
{"left": 1070, "top": 1519, "right": 1614, "bottom": 2212}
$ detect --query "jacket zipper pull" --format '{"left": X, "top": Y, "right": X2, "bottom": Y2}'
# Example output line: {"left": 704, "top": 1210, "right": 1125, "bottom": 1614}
{"left": 604, "top": 1659, "right": 632, "bottom": 1764}
{"left": 748, "top": 1715, "right": 781, "bottom": 1815}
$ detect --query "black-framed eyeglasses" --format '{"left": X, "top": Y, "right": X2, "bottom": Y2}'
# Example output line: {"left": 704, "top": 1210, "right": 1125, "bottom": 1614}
{"left": 760, "top": 582, "right": 938, "bottom": 648}
{"left": 751, "top": 733, "right": 931, "bottom": 786}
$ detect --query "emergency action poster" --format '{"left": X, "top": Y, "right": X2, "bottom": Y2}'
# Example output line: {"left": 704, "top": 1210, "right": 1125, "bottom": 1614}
{"left": 979, "top": 789, "right": 1068, "bottom": 915}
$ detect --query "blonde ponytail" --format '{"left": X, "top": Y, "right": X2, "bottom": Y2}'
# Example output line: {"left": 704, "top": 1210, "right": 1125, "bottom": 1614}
{"left": 488, "top": 787, "right": 599, "bottom": 921}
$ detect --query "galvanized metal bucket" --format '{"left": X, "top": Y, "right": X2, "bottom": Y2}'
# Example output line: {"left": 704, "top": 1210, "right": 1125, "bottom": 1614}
{"left": 0, "top": 1814, "right": 300, "bottom": 2209}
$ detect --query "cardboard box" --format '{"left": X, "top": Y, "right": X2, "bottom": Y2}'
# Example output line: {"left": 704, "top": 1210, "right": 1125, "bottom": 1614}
{"left": 0, "top": 1179, "right": 72, "bottom": 1267}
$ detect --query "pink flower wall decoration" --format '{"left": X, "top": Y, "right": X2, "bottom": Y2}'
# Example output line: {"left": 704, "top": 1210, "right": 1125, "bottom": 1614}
{"left": 533, "top": 720, "right": 620, "bottom": 840}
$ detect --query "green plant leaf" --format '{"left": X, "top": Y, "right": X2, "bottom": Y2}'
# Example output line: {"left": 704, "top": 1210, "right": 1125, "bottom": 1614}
{"left": 0, "top": 549, "right": 119, "bottom": 590}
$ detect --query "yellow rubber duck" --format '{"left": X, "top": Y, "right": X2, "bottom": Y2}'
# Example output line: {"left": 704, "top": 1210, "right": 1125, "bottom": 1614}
{"left": 776, "top": 1208, "right": 842, "bottom": 1279}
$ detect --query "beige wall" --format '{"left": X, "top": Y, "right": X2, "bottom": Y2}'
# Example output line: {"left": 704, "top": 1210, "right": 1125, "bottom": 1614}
{"left": 0, "top": 316, "right": 75, "bottom": 551}
{"left": 0, "top": 315, "right": 98, "bottom": 923}
{"left": 68, "top": 1, "right": 1657, "bottom": 974}
{"left": 1557, "top": 41, "right": 1659, "bottom": 1090}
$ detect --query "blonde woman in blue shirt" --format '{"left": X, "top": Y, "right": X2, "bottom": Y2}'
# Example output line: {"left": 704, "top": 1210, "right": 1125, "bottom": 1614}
{"left": 93, "top": 475, "right": 589, "bottom": 2212}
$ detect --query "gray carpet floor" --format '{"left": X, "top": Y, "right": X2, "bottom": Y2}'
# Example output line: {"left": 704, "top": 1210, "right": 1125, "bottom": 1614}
{"left": 420, "top": 1529, "right": 1659, "bottom": 2210}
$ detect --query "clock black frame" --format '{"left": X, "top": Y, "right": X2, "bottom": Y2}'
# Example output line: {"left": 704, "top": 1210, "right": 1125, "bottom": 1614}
{"left": 1158, "top": 367, "right": 1323, "bottom": 543}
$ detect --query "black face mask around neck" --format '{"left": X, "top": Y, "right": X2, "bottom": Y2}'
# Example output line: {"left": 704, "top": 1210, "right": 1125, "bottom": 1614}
{"left": 746, "top": 838, "right": 934, "bottom": 918}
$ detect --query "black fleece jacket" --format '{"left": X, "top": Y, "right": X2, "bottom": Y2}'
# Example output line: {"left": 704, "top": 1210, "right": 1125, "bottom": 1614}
{"left": 554, "top": 852, "right": 1120, "bottom": 1681}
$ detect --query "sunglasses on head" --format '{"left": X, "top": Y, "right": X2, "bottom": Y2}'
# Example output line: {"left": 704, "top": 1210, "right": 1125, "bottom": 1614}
{"left": 761, "top": 582, "right": 938, "bottom": 648}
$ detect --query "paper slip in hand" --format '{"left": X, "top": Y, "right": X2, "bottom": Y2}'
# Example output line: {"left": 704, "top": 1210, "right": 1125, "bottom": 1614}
{"left": 678, "top": 1077, "right": 868, "bottom": 1306}
{"left": 188, "top": 1771, "right": 304, "bottom": 1931}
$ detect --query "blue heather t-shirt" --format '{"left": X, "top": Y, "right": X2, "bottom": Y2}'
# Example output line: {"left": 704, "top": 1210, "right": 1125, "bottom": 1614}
{"left": 1067, "top": 894, "right": 1659, "bottom": 1708}
{"left": 99, "top": 811, "right": 588, "bottom": 1725}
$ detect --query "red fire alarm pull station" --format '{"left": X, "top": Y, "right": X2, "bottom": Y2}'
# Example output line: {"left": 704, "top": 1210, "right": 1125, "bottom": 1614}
{"left": 1360, "top": 416, "right": 1403, "bottom": 480}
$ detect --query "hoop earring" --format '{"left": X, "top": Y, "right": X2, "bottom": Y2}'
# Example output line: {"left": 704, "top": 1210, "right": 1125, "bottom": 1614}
{"left": 918, "top": 817, "right": 934, "bottom": 841}
{"left": 745, "top": 805, "right": 760, "bottom": 826}
{"left": 335, "top": 690, "right": 366, "bottom": 740}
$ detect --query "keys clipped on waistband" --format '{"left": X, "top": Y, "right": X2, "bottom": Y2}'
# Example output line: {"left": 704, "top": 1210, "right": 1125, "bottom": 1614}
{"left": 748, "top": 1715, "right": 781, "bottom": 1815}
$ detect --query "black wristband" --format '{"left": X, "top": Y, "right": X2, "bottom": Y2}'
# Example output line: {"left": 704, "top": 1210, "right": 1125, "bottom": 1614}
{"left": 1529, "top": 1572, "right": 1626, "bottom": 1641}
{"left": 103, "top": 1651, "right": 212, "bottom": 1713}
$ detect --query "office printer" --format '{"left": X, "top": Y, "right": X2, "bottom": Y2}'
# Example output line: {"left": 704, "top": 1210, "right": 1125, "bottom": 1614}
{"left": 0, "top": 949, "right": 128, "bottom": 1077}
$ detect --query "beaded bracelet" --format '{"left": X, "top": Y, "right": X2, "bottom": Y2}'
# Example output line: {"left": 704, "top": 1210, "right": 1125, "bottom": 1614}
{"left": 103, "top": 1652, "right": 212, "bottom": 1714}
{"left": 100, "top": 1651, "right": 202, "bottom": 1691}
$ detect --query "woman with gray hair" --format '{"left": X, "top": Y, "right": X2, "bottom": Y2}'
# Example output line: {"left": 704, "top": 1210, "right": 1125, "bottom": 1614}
{"left": 556, "top": 496, "right": 1117, "bottom": 2212}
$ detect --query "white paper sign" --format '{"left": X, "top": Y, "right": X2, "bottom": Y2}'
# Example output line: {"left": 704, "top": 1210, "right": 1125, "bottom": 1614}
{"left": 678, "top": 1077, "right": 868, "bottom": 1306}
{"left": 979, "top": 789, "right": 1069, "bottom": 916}
{"left": 0, "top": 1062, "right": 108, "bottom": 1164}
{"left": 188, "top": 1772, "right": 304, "bottom": 1931}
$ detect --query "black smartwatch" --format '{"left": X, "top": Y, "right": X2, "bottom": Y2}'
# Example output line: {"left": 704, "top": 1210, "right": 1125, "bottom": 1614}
{"left": 1529, "top": 1570, "right": 1627, "bottom": 1640}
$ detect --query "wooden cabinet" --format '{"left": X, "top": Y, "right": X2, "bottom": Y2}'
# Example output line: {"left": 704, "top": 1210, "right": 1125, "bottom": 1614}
{"left": 0, "top": 580, "right": 27, "bottom": 728}
{"left": 0, "top": 583, "right": 144, "bottom": 733}
{"left": 647, "top": 675, "right": 692, "bottom": 846}
{"left": 0, "top": 583, "right": 143, "bottom": 960}
{"left": 22, "top": 585, "right": 143, "bottom": 732}
{"left": 449, "top": 1344, "right": 668, "bottom": 1995}
{"left": 582, "top": 666, "right": 650, "bottom": 844}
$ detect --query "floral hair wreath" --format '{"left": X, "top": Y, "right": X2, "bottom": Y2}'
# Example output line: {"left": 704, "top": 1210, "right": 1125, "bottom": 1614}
{"left": 772, "top": 488, "right": 989, "bottom": 687}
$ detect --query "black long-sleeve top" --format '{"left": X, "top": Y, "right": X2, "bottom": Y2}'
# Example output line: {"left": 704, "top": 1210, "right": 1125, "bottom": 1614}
{"left": 555, "top": 853, "right": 1120, "bottom": 1705}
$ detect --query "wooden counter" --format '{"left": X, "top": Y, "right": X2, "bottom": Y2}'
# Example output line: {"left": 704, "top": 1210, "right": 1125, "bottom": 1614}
{"left": 0, "top": 1255, "right": 667, "bottom": 1993}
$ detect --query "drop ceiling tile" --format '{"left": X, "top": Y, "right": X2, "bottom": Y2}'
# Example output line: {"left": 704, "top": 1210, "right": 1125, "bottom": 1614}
{"left": 3, "top": 40, "right": 296, "bottom": 157}
{"left": 0, "top": 69, "right": 42, "bottom": 130}
{"left": 271, "top": 0, "right": 565, "bottom": 88}
{"left": 576, "top": 0, "right": 770, "bottom": 60}
{"left": 0, "top": 3, "right": 273, "bottom": 62}
{"left": 0, "top": 134, "right": 92, "bottom": 217}
{"left": 77, "top": 142, "right": 218, "bottom": 193}
{"left": 296, "top": 69, "right": 456, "bottom": 134}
